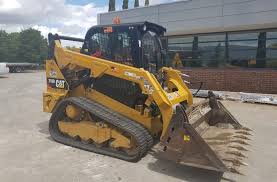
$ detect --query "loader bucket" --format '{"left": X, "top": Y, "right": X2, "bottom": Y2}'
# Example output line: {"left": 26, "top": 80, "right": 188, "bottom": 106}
{"left": 159, "top": 92, "right": 251, "bottom": 174}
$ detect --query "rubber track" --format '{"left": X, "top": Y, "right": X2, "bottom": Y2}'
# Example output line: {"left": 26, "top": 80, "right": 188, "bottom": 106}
{"left": 78, "top": 97, "right": 154, "bottom": 152}
{"left": 49, "top": 97, "right": 153, "bottom": 161}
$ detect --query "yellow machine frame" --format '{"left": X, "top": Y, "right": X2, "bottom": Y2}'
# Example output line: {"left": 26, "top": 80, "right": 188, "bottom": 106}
{"left": 43, "top": 40, "right": 193, "bottom": 138}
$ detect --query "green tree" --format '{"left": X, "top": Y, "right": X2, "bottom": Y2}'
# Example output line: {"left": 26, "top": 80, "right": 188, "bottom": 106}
{"left": 0, "top": 31, "right": 21, "bottom": 63}
{"left": 7, "top": 32, "right": 20, "bottom": 63}
{"left": 17, "top": 28, "right": 48, "bottom": 64}
{"left": 0, "top": 30, "right": 10, "bottom": 63}
{"left": 109, "top": 0, "right": 116, "bottom": 11}
{"left": 145, "top": 0, "right": 149, "bottom": 6}
{"left": 0, "top": 28, "right": 47, "bottom": 64}
{"left": 134, "top": 0, "right": 139, "bottom": 7}
{"left": 122, "top": 0, "right": 128, "bottom": 9}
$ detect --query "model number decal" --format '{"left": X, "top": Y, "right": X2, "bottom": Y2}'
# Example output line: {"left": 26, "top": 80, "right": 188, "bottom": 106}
{"left": 47, "top": 78, "right": 68, "bottom": 89}
{"left": 124, "top": 71, "right": 144, "bottom": 80}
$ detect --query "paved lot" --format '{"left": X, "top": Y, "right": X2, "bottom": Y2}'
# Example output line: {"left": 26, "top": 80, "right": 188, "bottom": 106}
{"left": 0, "top": 72, "right": 277, "bottom": 182}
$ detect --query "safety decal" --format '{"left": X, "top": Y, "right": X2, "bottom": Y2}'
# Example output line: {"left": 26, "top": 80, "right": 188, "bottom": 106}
{"left": 49, "top": 69, "right": 57, "bottom": 78}
{"left": 183, "top": 135, "right": 191, "bottom": 142}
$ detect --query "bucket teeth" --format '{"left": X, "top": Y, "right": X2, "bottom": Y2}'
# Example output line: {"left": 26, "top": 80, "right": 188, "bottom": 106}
{"left": 229, "top": 145, "right": 249, "bottom": 151}
{"left": 231, "top": 139, "right": 250, "bottom": 146}
{"left": 241, "top": 127, "right": 252, "bottom": 132}
{"left": 226, "top": 151, "right": 247, "bottom": 158}
{"left": 223, "top": 158, "right": 248, "bottom": 167}
{"left": 233, "top": 135, "right": 251, "bottom": 140}
{"left": 236, "top": 130, "right": 253, "bottom": 136}
{"left": 228, "top": 167, "right": 244, "bottom": 175}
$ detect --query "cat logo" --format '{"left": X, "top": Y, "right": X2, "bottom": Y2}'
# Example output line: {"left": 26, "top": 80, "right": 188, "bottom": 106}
{"left": 47, "top": 78, "right": 68, "bottom": 90}
{"left": 56, "top": 79, "right": 65, "bottom": 89}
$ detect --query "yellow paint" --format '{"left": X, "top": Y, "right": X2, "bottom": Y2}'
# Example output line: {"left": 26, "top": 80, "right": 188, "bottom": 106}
{"left": 86, "top": 90, "right": 163, "bottom": 135}
{"left": 172, "top": 53, "right": 182, "bottom": 68}
{"left": 65, "top": 105, "right": 82, "bottom": 120}
{"left": 183, "top": 135, "right": 191, "bottom": 142}
{"left": 43, "top": 59, "right": 68, "bottom": 113}
{"left": 58, "top": 120, "right": 131, "bottom": 149}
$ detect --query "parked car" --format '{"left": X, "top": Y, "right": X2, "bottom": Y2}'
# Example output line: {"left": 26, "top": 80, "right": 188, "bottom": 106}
{"left": 6, "top": 63, "right": 39, "bottom": 73}
{"left": 0, "top": 63, "right": 9, "bottom": 75}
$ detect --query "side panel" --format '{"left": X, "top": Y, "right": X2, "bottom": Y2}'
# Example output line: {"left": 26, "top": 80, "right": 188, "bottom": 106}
{"left": 43, "top": 60, "right": 69, "bottom": 113}
{"left": 85, "top": 90, "right": 162, "bottom": 135}
{"left": 93, "top": 74, "right": 147, "bottom": 108}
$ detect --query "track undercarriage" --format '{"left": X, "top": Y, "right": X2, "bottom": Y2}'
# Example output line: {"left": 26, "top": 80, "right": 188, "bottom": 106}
{"left": 49, "top": 97, "right": 153, "bottom": 161}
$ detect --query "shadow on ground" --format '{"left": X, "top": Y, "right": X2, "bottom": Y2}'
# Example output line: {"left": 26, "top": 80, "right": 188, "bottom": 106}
{"left": 37, "top": 120, "right": 55, "bottom": 142}
{"left": 0, "top": 76, "right": 8, "bottom": 79}
{"left": 146, "top": 149, "right": 240, "bottom": 182}
{"left": 147, "top": 158, "right": 223, "bottom": 182}
{"left": 36, "top": 120, "right": 233, "bottom": 182}
{"left": 37, "top": 120, "right": 49, "bottom": 135}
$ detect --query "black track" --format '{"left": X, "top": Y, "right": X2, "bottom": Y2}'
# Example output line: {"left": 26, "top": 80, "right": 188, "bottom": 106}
{"left": 49, "top": 97, "right": 153, "bottom": 161}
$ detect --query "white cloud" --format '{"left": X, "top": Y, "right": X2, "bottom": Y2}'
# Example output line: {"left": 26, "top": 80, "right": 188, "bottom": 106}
{"left": 0, "top": 0, "right": 21, "bottom": 12}
{"left": 32, "top": 25, "right": 62, "bottom": 37}
{"left": 0, "top": 0, "right": 107, "bottom": 38}
{"left": 0, "top": 24, "right": 23, "bottom": 32}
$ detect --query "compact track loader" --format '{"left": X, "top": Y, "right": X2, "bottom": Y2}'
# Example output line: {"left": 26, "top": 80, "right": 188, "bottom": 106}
{"left": 43, "top": 22, "right": 251, "bottom": 174}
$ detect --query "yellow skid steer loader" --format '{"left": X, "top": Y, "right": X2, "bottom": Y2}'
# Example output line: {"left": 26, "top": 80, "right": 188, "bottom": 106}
{"left": 43, "top": 22, "right": 251, "bottom": 174}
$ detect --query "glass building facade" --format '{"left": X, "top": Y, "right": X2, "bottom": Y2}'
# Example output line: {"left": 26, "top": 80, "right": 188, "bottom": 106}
{"left": 168, "top": 29, "right": 277, "bottom": 69}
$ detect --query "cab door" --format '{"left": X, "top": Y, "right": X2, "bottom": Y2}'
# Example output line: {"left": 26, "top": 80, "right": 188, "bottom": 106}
{"left": 141, "top": 31, "right": 163, "bottom": 74}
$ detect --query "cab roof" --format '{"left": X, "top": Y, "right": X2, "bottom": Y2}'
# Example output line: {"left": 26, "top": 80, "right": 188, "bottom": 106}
{"left": 85, "top": 21, "right": 167, "bottom": 39}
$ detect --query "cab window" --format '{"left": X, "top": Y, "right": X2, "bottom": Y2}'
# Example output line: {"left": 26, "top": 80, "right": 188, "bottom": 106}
{"left": 141, "top": 31, "right": 162, "bottom": 73}
{"left": 88, "top": 27, "right": 138, "bottom": 67}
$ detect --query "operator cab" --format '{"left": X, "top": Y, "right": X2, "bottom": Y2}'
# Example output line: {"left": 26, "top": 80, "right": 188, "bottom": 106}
{"left": 81, "top": 22, "right": 167, "bottom": 73}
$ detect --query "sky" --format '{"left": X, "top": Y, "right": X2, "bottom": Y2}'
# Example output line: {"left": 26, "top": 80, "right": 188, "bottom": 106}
{"left": 0, "top": 0, "right": 178, "bottom": 39}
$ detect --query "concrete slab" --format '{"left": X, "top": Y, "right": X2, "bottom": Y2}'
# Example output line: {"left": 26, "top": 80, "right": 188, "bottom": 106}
{"left": 0, "top": 72, "right": 276, "bottom": 182}
{"left": 192, "top": 89, "right": 277, "bottom": 105}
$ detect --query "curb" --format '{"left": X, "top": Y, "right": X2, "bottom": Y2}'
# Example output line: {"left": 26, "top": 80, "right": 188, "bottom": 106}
{"left": 191, "top": 89, "right": 277, "bottom": 106}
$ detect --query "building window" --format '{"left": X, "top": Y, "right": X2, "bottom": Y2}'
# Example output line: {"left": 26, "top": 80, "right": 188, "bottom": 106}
{"left": 168, "top": 37, "right": 193, "bottom": 68}
{"left": 196, "top": 34, "right": 226, "bottom": 67}
{"left": 168, "top": 34, "right": 226, "bottom": 68}
{"left": 167, "top": 29, "right": 277, "bottom": 69}
{"left": 228, "top": 32, "right": 259, "bottom": 68}
{"left": 266, "top": 31, "right": 277, "bottom": 68}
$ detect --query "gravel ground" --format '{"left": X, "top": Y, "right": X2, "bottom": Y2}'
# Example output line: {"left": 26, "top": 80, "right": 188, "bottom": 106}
{"left": 0, "top": 71, "right": 277, "bottom": 182}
